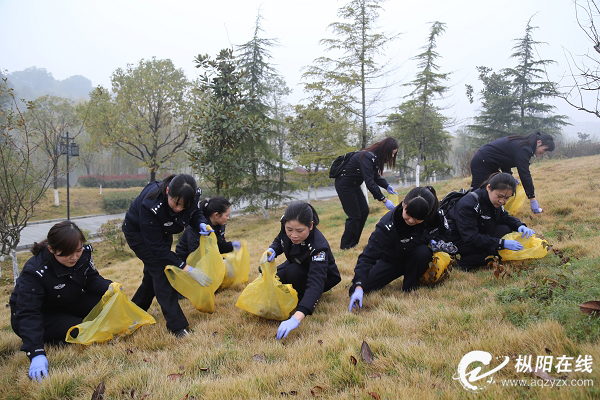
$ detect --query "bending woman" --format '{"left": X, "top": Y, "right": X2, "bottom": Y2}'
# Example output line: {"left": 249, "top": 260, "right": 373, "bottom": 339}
{"left": 265, "top": 202, "right": 341, "bottom": 339}
{"left": 348, "top": 187, "right": 450, "bottom": 311}
{"left": 470, "top": 131, "right": 554, "bottom": 213}
{"left": 335, "top": 137, "right": 399, "bottom": 249}
{"left": 10, "top": 221, "right": 111, "bottom": 382}
{"left": 446, "top": 172, "right": 535, "bottom": 271}
{"left": 122, "top": 174, "right": 212, "bottom": 338}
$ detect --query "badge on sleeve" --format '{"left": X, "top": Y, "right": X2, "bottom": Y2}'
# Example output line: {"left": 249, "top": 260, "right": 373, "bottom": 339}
{"left": 312, "top": 251, "right": 326, "bottom": 262}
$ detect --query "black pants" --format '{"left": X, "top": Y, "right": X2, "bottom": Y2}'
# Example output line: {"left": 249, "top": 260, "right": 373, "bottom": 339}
{"left": 350, "top": 245, "right": 432, "bottom": 294}
{"left": 11, "top": 291, "right": 101, "bottom": 344}
{"left": 456, "top": 224, "right": 513, "bottom": 271}
{"left": 470, "top": 153, "right": 500, "bottom": 190}
{"left": 124, "top": 230, "right": 188, "bottom": 333}
{"left": 335, "top": 177, "right": 369, "bottom": 249}
{"left": 276, "top": 261, "right": 339, "bottom": 301}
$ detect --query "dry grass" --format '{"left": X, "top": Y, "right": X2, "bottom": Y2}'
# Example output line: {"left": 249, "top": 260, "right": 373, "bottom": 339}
{"left": 2, "top": 156, "right": 600, "bottom": 399}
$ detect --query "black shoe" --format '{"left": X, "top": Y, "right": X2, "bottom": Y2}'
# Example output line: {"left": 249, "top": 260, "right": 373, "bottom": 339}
{"left": 172, "top": 328, "right": 190, "bottom": 338}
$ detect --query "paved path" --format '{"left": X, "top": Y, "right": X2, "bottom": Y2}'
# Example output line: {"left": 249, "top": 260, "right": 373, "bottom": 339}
{"left": 16, "top": 186, "right": 341, "bottom": 252}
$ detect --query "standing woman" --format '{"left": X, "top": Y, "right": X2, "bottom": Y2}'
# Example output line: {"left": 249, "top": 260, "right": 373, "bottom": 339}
{"left": 446, "top": 172, "right": 535, "bottom": 271}
{"left": 470, "top": 131, "right": 555, "bottom": 213}
{"left": 264, "top": 202, "right": 341, "bottom": 339}
{"left": 10, "top": 221, "right": 112, "bottom": 382}
{"left": 122, "top": 174, "right": 213, "bottom": 338}
{"left": 335, "top": 137, "right": 399, "bottom": 250}
{"left": 348, "top": 187, "right": 449, "bottom": 311}
{"left": 176, "top": 196, "right": 240, "bottom": 262}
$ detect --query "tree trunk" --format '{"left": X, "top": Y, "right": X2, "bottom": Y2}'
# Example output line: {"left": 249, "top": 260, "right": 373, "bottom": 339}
{"left": 150, "top": 169, "right": 156, "bottom": 182}
{"left": 11, "top": 247, "right": 18, "bottom": 284}
{"left": 53, "top": 162, "right": 60, "bottom": 206}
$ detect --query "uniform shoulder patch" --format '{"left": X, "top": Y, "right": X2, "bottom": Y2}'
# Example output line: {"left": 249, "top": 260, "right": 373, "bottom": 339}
{"left": 312, "top": 251, "right": 326, "bottom": 262}
{"left": 84, "top": 244, "right": 93, "bottom": 252}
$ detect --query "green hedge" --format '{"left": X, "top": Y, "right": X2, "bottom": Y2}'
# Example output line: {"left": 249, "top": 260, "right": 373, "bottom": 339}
{"left": 102, "top": 191, "right": 138, "bottom": 213}
{"left": 79, "top": 176, "right": 149, "bottom": 188}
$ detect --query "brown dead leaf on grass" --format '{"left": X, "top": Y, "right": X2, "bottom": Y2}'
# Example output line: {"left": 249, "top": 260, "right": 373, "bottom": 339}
{"left": 360, "top": 340, "right": 374, "bottom": 364}
{"left": 533, "top": 368, "right": 555, "bottom": 381}
{"left": 310, "top": 386, "right": 323, "bottom": 396}
{"left": 91, "top": 381, "right": 105, "bottom": 400}
{"left": 350, "top": 355, "right": 357, "bottom": 365}
{"left": 579, "top": 301, "right": 600, "bottom": 316}
{"left": 167, "top": 373, "right": 182, "bottom": 381}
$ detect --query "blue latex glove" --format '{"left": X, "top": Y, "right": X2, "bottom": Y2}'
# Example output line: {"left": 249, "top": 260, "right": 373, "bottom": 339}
{"left": 383, "top": 199, "right": 395, "bottom": 211}
{"left": 530, "top": 200, "right": 542, "bottom": 214}
{"left": 518, "top": 225, "right": 535, "bottom": 239}
{"left": 348, "top": 287, "right": 364, "bottom": 311}
{"left": 266, "top": 248, "right": 276, "bottom": 262}
{"left": 199, "top": 223, "right": 214, "bottom": 236}
{"left": 29, "top": 355, "right": 48, "bottom": 382}
{"left": 386, "top": 185, "right": 397, "bottom": 195}
{"left": 232, "top": 241, "right": 241, "bottom": 250}
{"left": 504, "top": 240, "right": 524, "bottom": 251}
{"left": 276, "top": 316, "right": 300, "bottom": 340}
{"left": 430, "top": 239, "right": 458, "bottom": 254}
{"left": 187, "top": 266, "right": 212, "bottom": 286}
{"left": 514, "top": 177, "right": 520, "bottom": 186}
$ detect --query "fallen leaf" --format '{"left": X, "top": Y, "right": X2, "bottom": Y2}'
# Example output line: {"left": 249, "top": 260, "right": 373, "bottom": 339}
{"left": 317, "top": 340, "right": 323, "bottom": 345}
{"left": 545, "top": 348, "right": 552, "bottom": 354}
{"left": 167, "top": 373, "right": 182, "bottom": 381}
{"left": 141, "top": 394, "right": 149, "bottom": 400}
{"left": 360, "top": 341, "right": 374, "bottom": 364}
{"left": 199, "top": 367, "right": 208, "bottom": 372}
{"left": 289, "top": 391, "right": 297, "bottom": 396}
{"left": 181, "top": 395, "right": 188, "bottom": 400}
{"left": 369, "top": 374, "right": 381, "bottom": 379}
{"left": 280, "top": 392, "right": 288, "bottom": 396}
{"left": 533, "top": 368, "right": 555, "bottom": 381}
{"left": 350, "top": 355, "right": 357, "bottom": 365}
{"left": 126, "top": 348, "right": 134, "bottom": 354}
{"left": 143, "top": 358, "right": 151, "bottom": 362}
{"left": 130, "top": 388, "right": 136, "bottom": 398}
{"left": 91, "top": 381, "right": 105, "bottom": 400}
{"left": 310, "top": 386, "right": 323, "bottom": 396}
{"left": 212, "top": 331, "right": 218, "bottom": 337}
{"left": 368, "top": 392, "right": 380, "bottom": 399}
{"left": 579, "top": 301, "right": 600, "bottom": 316}
{"left": 252, "top": 353, "right": 266, "bottom": 362}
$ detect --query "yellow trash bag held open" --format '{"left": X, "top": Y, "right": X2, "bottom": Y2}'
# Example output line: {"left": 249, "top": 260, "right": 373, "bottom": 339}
{"left": 165, "top": 228, "right": 225, "bottom": 313}
{"left": 220, "top": 240, "right": 250, "bottom": 289}
{"left": 504, "top": 183, "right": 526, "bottom": 215}
{"left": 235, "top": 251, "right": 298, "bottom": 320}
{"left": 65, "top": 282, "right": 155, "bottom": 345}
{"left": 418, "top": 252, "right": 452, "bottom": 286}
{"left": 498, "top": 232, "right": 549, "bottom": 261}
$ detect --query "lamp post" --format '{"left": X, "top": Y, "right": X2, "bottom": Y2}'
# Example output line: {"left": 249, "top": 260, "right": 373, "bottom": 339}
{"left": 57, "top": 132, "right": 79, "bottom": 220}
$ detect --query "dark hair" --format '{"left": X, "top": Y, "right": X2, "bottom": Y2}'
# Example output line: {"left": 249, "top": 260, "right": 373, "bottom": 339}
{"left": 401, "top": 186, "right": 439, "bottom": 222}
{"left": 362, "top": 137, "right": 398, "bottom": 171}
{"left": 481, "top": 172, "right": 517, "bottom": 193}
{"left": 31, "top": 221, "right": 86, "bottom": 256}
{"left": 200, "top": 196, "right": 231, "bottom": 219}
{"left": 147, "top": 174, "right": 198, "bottom": 209}
{"left": 507, "top": 131, "right": 555, "bottom": 152}
{"left": 281, "top": 201, "right": 319, "bottom": 227}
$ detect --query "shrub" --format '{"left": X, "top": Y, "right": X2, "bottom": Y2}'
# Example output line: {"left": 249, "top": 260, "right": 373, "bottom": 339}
{"left": 99, "top": 218, "right": 126, "bottom": 252}
{"left": 102, "top": 191, "right": 138, "bottom": 213}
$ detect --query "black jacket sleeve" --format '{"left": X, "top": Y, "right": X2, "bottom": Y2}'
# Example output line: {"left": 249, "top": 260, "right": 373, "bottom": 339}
{"left": 498, "top": 208, "right": 524, "bottom": 232}
{"left": 359, "top": 153, "right": 387, "bottom": 201}
{"left": 269, "top": 231, "right": 284, "bottom": 256}
{"left": 139, "top": 205, "right": 185, "bottom": 268}
{"left": 514, "top": 147, "right": 536, "bottom": 199}
{"left": 295, "top": 249, "right": 330, "bottom": 316}
{"left": 455, "top": 197, "right": 503, "bottom": 252}
{"left": 353, "top": 226, "right": 389, "bottom": 286}
{"left": 14, "top": 268, "right": 47, "bottom": 360}
{"left": 82, "top": 262, "right": 111, "bottom": 295}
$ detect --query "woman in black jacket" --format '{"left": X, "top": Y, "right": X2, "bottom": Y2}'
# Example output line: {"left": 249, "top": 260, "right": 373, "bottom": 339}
{"left": 447, "top": 172, "right": 535, "bottom": 271}
{"left": 348, "top": 186, "right": 450, "bottom": 311}
{"left": 335, "top": 137, "right": 399, "bottom": 249}
{"left": 265, "top": 202, "right": 341, "bottom": 339}
{"left": 470, "top": 132, "right": 555, "bottom": 214}
{"left": 122, "top": 174, "right": 212, "bottom": 338}
{"left": 10, "top": 221, "right": 111, "bottom": 382}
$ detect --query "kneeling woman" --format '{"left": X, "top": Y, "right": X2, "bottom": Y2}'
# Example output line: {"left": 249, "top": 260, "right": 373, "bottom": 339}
{"left": 10, "top": 221, "right": 112, "bottom": 382}
{"left": 348, "top": 187, "right": 448, "bottom": 311}
{"left": 446, "top": 172, "right": 535, "bottom": 271}
{"left": 265, "top": 202, "right": 341, "bottom": 339}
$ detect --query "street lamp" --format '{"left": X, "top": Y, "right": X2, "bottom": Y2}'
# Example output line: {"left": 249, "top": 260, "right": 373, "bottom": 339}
{"left": 57, "top": 132, "right": 79, "bottom": 220}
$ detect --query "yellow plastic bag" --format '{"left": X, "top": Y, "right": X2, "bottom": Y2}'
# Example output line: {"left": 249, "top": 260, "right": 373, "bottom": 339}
{"left": 165, "top": 228, "right": 225, "bottom": 313}
{"left": 66, "top": 282, "right": 155, "bottom": 345}
{"left": 504, "top": 183, "right": 526, "bottom": 215}
{"left": 498, "top": 232, "right": 549, "bottom": 261}
{"left": 418, "top": 252, "right": 452, "bottom": 286}
{"left": 220, "top": 240, "right": 250, "bottom": 289}
{"left": 388, "top": 192, "right": 400, "bottom": 206}
{"left": 235, "top": 251, "right": 298, "bottom": 320}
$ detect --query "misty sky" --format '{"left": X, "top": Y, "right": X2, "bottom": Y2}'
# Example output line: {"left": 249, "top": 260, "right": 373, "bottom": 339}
{"left": 1, "top": 0, "right": 598, "bottom": 128}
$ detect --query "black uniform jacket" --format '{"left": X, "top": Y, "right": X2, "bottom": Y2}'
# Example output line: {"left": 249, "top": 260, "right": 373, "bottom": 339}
{"left": 123, "top": 180, "right": 206, "bottom": 269}
{"left": 353, "top": 206, "right": 449, "bottom": 291}
{"left": 176, "top": 222, "right": 233, "bottom": 262}
{"left": 474, "top": 136, "right": 537, "bottom": 198}
{"left": 270, "top": 226, "right": 341, "bottom": 316}
{"left": 9, "top": 245, "right": 111, "bottom": 359}
{"left": 446, "top": 188, "right": 524, "bottom": 254}
{"left": 339, "top": 150, "right": 389, "bottom": 201}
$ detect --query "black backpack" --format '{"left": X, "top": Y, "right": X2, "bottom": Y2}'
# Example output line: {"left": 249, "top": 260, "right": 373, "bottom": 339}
{"left": 439, "top": 189, "right": 480, "bottom": 217}
{"left": 329, "top": 151, "right": 358, "bottom": 178}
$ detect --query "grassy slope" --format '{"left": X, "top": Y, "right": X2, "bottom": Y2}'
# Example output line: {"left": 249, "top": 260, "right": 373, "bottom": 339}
{"left": 1, "top": 156, "right": 600, "bottom": 399}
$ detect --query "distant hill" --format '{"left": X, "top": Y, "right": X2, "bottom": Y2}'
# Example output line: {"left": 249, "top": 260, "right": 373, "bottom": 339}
{"left": 4, "top": 66, "right": 92, "bottom": 102}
